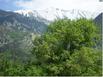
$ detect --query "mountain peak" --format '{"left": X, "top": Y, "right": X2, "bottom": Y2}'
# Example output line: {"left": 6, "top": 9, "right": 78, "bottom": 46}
{"left": 14, "top": 8, "right": 99, "bottom": 21}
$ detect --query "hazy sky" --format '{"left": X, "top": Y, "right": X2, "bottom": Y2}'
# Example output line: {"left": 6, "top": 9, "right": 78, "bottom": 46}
{"left": 0, "top": 0, "right": 103, "bottom": 12}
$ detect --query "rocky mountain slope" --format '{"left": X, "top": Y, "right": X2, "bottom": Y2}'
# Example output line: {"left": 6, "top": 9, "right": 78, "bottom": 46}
{"left": 0, "top": 9, "right": 47, "bottom": 55}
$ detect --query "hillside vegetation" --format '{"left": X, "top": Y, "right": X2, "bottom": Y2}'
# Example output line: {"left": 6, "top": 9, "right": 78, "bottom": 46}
{"left": 0, "top": 18, "right": 102, "bottom": 76}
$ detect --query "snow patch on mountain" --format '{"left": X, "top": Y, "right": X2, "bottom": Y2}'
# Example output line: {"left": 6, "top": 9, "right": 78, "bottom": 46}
{"left": 14, "top": 8, "right": 99, "bottom": 21}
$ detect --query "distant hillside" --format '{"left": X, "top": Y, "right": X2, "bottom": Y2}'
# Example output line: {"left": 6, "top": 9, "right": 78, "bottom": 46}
{"left": 0, "top": 9, "right": 47, "bottom": 58}
{"left": 94, "top": 13, "right": 102, "bottom": 32}
{"left": 94, "top": 13, "right": 102, "bottom": 49}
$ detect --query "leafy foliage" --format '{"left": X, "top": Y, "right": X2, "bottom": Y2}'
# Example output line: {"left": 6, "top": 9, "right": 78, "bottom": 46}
{"left": 0, "top": 18, "right": 102, "bottom": 76}
{"left": 31, "top": 18, "right": 102, "bottom": 76}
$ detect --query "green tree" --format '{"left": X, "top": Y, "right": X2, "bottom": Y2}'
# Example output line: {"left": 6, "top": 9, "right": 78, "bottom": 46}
{"left": 32, "top": 18, "right": 102, "bottom": 76}
{"left": 61, "top": 47, "right": 102, "bottom": 76}
{"left": 0, "top": 51, "right": 45, "bottom": 76}
{"left": 0, "top": 51, "right": 25, "bottom": 76}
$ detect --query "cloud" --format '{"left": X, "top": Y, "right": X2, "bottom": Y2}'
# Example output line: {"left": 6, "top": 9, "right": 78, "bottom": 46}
{"left": 15, "top": 0, "right": 103, "bottom": 12}
{"left": 15, "top": 0, "right": 50, "bottom": 10}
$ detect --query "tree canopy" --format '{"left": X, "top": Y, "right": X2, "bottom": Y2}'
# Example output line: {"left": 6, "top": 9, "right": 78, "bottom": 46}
{"left": 31, "top": 18, "right": 102, "bottom": 76}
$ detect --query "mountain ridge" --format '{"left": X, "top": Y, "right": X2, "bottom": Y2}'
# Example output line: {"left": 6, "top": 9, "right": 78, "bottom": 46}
{"left": 14, "top": 8, "right": 99, "bottom": 21}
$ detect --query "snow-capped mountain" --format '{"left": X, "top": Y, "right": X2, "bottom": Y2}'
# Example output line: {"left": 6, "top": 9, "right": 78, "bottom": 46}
{"left": 15, "top": 8, "right": 98, "bottom": 21}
